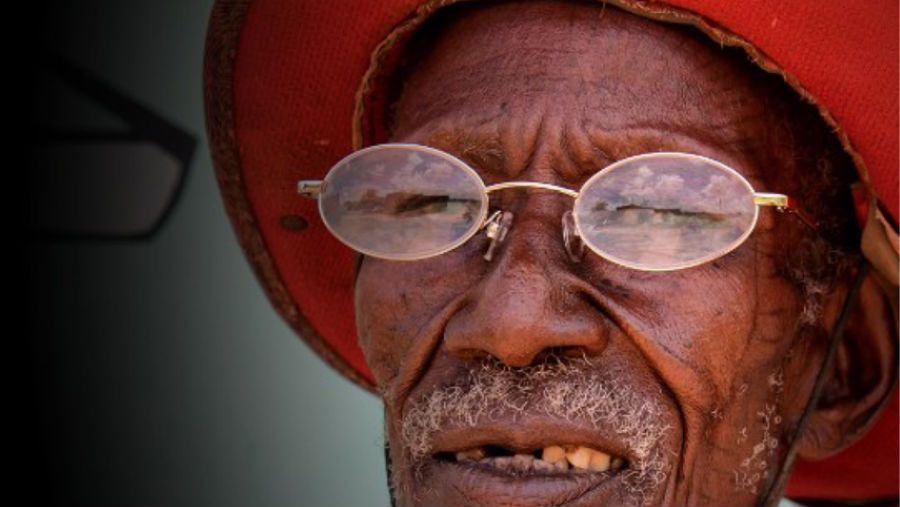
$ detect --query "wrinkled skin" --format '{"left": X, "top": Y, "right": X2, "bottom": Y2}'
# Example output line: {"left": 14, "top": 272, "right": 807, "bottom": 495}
{"left": 354, "top": 2, "right": 895, "bottom": 505}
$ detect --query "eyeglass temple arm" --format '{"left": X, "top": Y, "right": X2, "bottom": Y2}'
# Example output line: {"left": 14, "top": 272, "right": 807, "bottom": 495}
{"left": 298, "top": 180, "right": 323, "bottom": 198}
{"left": 754, "top": 192, "right": 818, "bottom": 230}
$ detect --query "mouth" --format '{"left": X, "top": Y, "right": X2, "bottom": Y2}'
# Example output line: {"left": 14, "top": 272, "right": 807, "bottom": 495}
{"left": 415, "top": 423, "right": 645, "bottom": 506}
{"left": 394, "top": 356, "right": 675, "bottom": 505}
{"left": 436, "top": 443, "right": 627, "bottom": 475}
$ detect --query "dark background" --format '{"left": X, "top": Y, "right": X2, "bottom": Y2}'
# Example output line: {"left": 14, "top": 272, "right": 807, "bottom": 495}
{"left": 26, "top": 1, "right": 388, "bottom": 505}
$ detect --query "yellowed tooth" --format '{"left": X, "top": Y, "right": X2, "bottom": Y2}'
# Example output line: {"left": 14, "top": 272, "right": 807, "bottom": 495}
{"left": 542, "top": 445, "right": 566, "bottom": 464}
{"left": 566, "top": 446, "right": 592, "bottom": 469}
{"left": 589, "top": 450, "right": 611, "bottom": 472}
{"left": 456, "top": 448, "right": 485, "bottom": 461}
{"left": 611, "top": 456, "right": 625, "bottom": 470}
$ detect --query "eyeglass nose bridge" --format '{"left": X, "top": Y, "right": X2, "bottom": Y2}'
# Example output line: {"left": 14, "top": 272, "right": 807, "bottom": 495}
{"left": 480, "top": 181, "right": 580, "bottom": 262}
{"left": 484, "top": 181, "right": 580, "bottom": 198}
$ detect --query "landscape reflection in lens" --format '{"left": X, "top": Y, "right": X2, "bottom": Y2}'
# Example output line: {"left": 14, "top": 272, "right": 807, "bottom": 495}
{"left": 574, "top": 154, "right": 757, "bottom": 270}
{"left": 320, "top": 145, "right": 487, "bottom": 260}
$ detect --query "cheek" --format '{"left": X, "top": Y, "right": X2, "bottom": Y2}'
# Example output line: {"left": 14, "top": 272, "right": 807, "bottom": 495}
{"left": 624, "top": 263, "right": 758, "bottom": 371}
{"left": 596, "top": 239, "right": 795, "bottom": 415}
{"left": 354, "top": 261, "right": 422, "bottom": 384}
{"left": 354, "top": 248, "right": 487, "bottom": 383}
{"left": 678, "top": 272, "right": 759, "bottom": 386}
{"left": 601, "top": 252, "right": 801, "bottom": 498}
{"left": 649, "top": 245, "right": 795, "bottom": 393}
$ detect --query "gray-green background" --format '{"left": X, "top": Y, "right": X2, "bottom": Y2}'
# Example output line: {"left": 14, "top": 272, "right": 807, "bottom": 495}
{"left": 29, "top": 1, "right": 389, "bottom": 505}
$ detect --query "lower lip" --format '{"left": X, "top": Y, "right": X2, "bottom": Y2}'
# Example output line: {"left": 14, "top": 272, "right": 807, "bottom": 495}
{"left": 426, "top": 458, "right": 623, "bottom": 506}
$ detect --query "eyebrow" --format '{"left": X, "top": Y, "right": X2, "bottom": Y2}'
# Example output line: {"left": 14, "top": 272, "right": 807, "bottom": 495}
{"left": 422, "top": 130, "right": 509, "bottom": 179}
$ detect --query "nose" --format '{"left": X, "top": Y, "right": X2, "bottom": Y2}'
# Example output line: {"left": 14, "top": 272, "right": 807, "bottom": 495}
{"left": 443, "top": 216, "right": 607, "bottom": 367}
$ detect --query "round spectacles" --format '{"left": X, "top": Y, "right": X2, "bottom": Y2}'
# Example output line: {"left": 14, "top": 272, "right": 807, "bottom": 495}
{"left": 297, "top": 143, "right": 812, "bottom": 271}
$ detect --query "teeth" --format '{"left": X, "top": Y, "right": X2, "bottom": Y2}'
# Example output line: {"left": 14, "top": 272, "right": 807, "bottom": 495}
{"left": 533, "top": 459, "right": 555, "bottom": 472}
{"left": 453, "top": 445, "right": 624, "bottom": 474}
{"left": 589, "top": 450, "right": 611, "bottom": 472}
{"left": 493, "top": 456, "right": 513, "bottom": 467}
{"left": 456, "top": 448, "right": 486, "bottom": 461}
{"left": 512, "top": 454, "right": 534, "bottom": 468}
{"left": 566, "top": 446, "right": 593, "bottom": 469}
{"left": 541, "top": 445, "right": 566, "bottom": 464}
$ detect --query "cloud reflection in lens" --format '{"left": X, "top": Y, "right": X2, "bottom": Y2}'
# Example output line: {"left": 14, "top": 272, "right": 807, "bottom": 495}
{"left": 319, "top": 145, "right": 488, "bottom": 260}
{"left": 575, "top": 153, "right": 758, "bottom": 271}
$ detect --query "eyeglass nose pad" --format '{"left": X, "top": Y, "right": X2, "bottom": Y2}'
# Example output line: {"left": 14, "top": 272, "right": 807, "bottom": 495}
{"left": 562, "top": 210, "right": 584, "bottom": 263}
{"left": 483, "top": 210, "right": 514, "bottom": 261}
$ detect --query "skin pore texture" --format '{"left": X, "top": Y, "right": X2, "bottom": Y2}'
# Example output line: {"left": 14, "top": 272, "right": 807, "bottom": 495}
{"left": 353, "top": 1, "right": 897, "bottom": 505}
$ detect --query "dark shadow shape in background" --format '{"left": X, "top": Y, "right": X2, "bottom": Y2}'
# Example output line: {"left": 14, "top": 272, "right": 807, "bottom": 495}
{"left": 28, "top": 51, "right": 196, "bottom": 240}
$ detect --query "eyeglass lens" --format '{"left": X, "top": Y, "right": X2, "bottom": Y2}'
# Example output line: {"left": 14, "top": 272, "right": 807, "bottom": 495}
{"left": 319, "top": 145, "right": 487, "bottom": 260}
{"left": 574, "top": 154, "right": 758, "bottom": 270}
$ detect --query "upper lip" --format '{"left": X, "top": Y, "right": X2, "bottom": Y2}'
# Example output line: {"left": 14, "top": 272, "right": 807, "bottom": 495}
{"left": 428, "top": 418, "right": 634, "bottom": 463}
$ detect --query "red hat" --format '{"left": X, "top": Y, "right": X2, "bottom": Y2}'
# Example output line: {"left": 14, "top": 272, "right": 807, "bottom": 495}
{"left": 204, "top": 0, "right": 898, "bottom": 500}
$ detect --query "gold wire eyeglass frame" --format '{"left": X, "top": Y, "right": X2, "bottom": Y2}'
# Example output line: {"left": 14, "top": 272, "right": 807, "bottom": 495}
{"left": 297, "top": 143, "right": 816, "bottom": 270}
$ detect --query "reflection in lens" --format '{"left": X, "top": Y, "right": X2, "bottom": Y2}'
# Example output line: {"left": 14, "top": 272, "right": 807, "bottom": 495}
{"left": 320, "top": 145, "right": 487, "bottom": 260}
{"left": 575, "top": 153, "right": 757, "bottom": 270}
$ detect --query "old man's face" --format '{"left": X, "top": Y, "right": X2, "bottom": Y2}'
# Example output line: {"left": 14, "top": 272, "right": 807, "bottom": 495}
{"left": 354, "top": 1, "right": 859, "bottom": 505}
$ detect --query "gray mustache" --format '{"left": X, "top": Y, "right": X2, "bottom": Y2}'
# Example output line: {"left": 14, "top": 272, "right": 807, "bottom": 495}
{"left": 399, "top": 356, "right": 672, "bottom": 494}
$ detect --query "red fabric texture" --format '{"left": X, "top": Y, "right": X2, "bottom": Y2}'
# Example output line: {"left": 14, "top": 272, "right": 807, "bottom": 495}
{"left": 665, "top": 0, "right": 899, "bottom": 221}
{"left": 789, "top": 391, "right": 899, "bottom": 499}
{"left": 228, "top": 0, "right": 898, "bottom": 499}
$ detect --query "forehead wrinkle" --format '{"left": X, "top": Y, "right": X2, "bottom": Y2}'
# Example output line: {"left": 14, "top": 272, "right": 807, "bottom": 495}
{"left": 418, "top": 124, "right": 595, "bottom": 186}
{"left": 413, "top": 105, "right": 561, "bottom": 182}
{"left": 403, "top": 60, "right": 774, "bottom": 187}
{"left": 407, "top": 110, "right": 771, "bottom": 194}
{"left": 420, "top": 126, "right": 510, "bottom": 180}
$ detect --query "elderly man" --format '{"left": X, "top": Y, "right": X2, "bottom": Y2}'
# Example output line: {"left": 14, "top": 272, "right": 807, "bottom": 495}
{"left": 205, "top": 0, "right": 898, "bottom": 505}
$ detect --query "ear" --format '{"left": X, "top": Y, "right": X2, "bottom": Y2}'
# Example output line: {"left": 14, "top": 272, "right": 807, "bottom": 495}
{"left": 796, "top": 268, "right": 899, "bottom": 460}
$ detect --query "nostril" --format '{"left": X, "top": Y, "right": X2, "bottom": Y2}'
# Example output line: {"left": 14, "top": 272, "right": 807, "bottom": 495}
{"left": 449, "top": 347, "right": 492, "bottom": 362}
{"left": 533, "top": 347, "right": 592, "bottom": 364}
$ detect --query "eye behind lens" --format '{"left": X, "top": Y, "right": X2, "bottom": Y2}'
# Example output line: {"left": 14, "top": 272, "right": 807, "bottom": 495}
{"left": 318, "top": 144, "right": 489, "bottom": 260}
{"left": 573, "top": 152, "right": 759, "bottom": 271}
